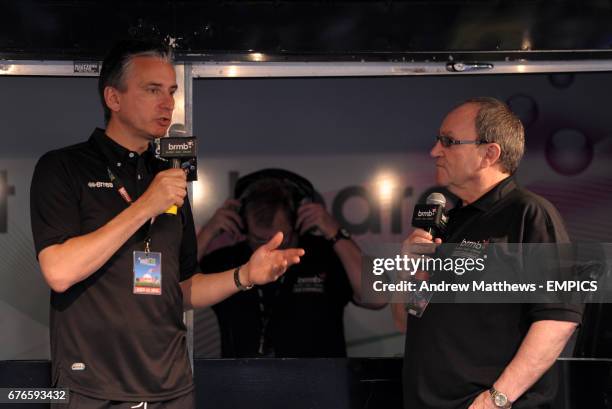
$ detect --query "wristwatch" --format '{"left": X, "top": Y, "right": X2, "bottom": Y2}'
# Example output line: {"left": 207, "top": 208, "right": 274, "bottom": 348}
{"left": 489, "top": 387, "right": 512, "bottom": 408}
{"left": 233, "top": 266, "right": 253, "bottom": 291}
{"left": 329, "top": 228, "right": 351, "bottom": 245}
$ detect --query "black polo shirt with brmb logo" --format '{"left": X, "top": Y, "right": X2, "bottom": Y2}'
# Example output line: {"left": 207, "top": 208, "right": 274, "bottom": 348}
{"left": 30, "top": 128, "right": 197, "bottom": 401}
{"left": 403, "top": 176, "right": 583, "bottom": 409}
{"left": 200, "top": 235, "right": 353, "bottom": 358}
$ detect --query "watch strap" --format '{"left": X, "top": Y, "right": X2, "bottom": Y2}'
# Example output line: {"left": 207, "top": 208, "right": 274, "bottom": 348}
{"left": 329, "top": 228, "right": 351, "bottom": 245}
{"left": 234, "top": 266, "right": 253, "bottom": 291}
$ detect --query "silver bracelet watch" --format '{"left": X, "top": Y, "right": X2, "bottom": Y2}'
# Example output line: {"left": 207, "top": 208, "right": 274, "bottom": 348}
{"left": 489, "top": 387, "right": 512, "bottom": 409}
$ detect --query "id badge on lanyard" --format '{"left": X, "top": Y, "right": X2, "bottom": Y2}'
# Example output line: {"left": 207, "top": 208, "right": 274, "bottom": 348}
{"left": 404, "top": 278, "right": 433, "bottom": 318}
{"left": 108, "top": 166, "right": 163, "bottom": 296}
{"left": 133, "top": 246, "right": 162, "bottom": 296}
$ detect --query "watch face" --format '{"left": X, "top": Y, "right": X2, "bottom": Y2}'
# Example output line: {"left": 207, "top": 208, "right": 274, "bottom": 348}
{"left": 494, "top": 393, "right": 508, "bottom": 407}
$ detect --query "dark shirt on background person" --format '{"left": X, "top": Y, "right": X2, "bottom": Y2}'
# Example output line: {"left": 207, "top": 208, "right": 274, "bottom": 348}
{"left": 197, "top": 171, "right": 386, "bottom": 358}
{"left": 201, "top": 234, "right": 352, "bottom": 357}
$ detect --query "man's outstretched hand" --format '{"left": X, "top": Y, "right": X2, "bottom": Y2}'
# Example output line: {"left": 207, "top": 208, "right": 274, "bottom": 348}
{"left": 241, "top": 232, "right": 305, "bottom": 286}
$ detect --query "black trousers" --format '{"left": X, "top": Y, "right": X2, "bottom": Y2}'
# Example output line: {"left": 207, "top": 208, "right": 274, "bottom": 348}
{"left": 50, "top": 390, "right": 195, "bottom": 409}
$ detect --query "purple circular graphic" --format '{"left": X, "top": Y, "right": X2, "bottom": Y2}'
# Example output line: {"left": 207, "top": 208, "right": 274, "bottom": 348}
{"left": 507, "top": 94, "right": 538, "bottom": 128}
{"left": 548, "top": 73, "right": 575, "bottom": 89}
{"left": 545, "top": 128, "right": 593, "bottom": 176}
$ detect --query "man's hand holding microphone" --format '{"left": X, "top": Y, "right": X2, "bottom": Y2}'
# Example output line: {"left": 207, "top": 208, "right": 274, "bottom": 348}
{"left": 133, "top": 168, "right": 188, "bottom": 219}
{"left": 392, "top": 193, "right": 448, "bottom": 329}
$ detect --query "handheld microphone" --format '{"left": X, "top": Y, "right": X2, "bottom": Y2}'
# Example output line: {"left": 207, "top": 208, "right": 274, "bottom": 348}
{"left": 159, "top": 135, "right": 198, "bottom": 215}
{"left": 411, "top": 192, "right": 448, "bottom": 238}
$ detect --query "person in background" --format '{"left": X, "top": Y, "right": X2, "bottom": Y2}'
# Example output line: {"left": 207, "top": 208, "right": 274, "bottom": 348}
{"left": 198, "top": 169, "right": 386, "bottom": 357}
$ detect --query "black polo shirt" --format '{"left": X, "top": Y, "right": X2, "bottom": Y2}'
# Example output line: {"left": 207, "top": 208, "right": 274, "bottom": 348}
{"left": 403, "top": 176, "right": 583, "bottom": 409}
{"left": 30, "top": 128, "right": 197, "bottom": 401}
{"left": 200, "top": 235, "right": 353, "bottom": 358}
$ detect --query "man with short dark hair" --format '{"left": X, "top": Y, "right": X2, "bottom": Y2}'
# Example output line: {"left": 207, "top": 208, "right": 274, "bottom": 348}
{"left": 400, "top": 98, "right": 582, "bottom": 409}
{"left": 197, "top": 171, "right": 385, "bottom": 358}
{"left": 30, "top": 39, "right": 304, "bottom": 409}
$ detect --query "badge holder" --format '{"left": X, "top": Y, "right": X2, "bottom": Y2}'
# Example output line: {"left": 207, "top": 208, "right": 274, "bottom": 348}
{"left": 107, "top": 165, "right": 164, "bottom": 296}
{"left": 133, "top": 237, "right": 162, "bottom": 295}
{"left": 404, "top": 270, "right": 434, "bottom": 318}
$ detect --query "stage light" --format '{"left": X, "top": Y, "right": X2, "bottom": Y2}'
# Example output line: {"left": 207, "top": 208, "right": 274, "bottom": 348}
{"left": 374, "top": 172, "right": 398, "bottom": 206}
{"left": 192, "top": 171, "right": 209, "bottom": 209}
{"left": 226, "top": 66, "right": 239, "bottom": 77}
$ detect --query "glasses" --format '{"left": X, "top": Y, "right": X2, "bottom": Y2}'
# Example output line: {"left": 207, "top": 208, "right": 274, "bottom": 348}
{"left": 435, "top": 135, "right": 488, "bottom": 148}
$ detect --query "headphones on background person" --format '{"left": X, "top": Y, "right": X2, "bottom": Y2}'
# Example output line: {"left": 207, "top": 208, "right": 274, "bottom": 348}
{"left": 233, "top": 169, "right": 324, "bottom": 234}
